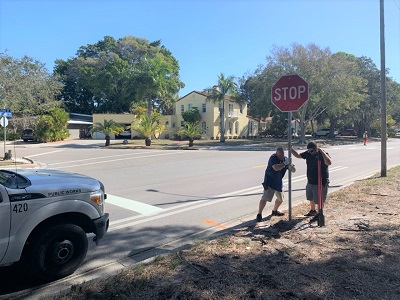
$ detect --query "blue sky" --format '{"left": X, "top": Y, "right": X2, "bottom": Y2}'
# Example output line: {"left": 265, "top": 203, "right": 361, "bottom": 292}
{"left": 1, "top": 0, "right": 399, "bottom": 97}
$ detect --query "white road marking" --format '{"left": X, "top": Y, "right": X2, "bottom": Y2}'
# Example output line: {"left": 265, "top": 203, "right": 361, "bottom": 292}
{"left": 25, "top": 150, "right": 64, "bottom": 158}
{"left": 107, "top": 194, "right": 163, "bottom": 216}
{"left": 48, "top": 150, "right": 166, "bottom": 166}
{"left": 51, "top": 151, "right": 187, "bottom": 169}
{"left": 109, "top": 166, "right": 348, "bottom": 231}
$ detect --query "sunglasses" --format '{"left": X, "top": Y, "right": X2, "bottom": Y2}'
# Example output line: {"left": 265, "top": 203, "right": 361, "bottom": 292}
{"left": 307, "top": 148, "right": 316, "bottom": 153}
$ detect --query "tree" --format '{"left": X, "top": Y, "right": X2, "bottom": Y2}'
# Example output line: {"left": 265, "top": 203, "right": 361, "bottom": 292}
{"left": 0, "top": 53, "right": 62, "bottom": 119}
{"left": 35, "top": 108, "right": 70, "bottom": 143}
{"left": 205, "top": 73, "right": 237, "bottom": 143}
{"left": 182, "top": 108, "right": 201, "bottom": 124}
{"left": 321, "top": 52, "right": 366, "bottom": 137}
{"left": 135, "top": 51, "right": 184, "bottom": 116}
{"left": 133, "top": 113, "right": 164, "bottom": 146}
{"left": 241, "top": 44, "right": 368, "bottom": 143}
{"left": 54, "top": 36, "right": 184, "bottom": 115}
{"left": 178, "top": 122, "right": 201, "bottom": 147}
{"left": 91, "top": 119, "right": 124, "bottom": 146}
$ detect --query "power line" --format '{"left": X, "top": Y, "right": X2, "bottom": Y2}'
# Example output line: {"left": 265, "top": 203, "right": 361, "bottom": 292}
{"left": 392, "top": 0, "right": 400, "bottom": 10}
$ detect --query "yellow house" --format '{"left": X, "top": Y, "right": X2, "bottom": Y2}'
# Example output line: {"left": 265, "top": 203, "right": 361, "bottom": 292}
{"left": 92, "top": 91, "right": 259, "bottom": 140}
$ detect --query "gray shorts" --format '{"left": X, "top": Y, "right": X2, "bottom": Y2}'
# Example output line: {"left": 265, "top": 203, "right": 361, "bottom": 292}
{"left": 306, "top": 183, "right": 328, "bottom": 204}
{"left": 261, "top": 187, "right": 284, "bottom": 202}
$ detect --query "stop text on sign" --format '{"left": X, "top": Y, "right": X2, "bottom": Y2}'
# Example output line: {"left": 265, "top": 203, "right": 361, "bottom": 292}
{"left": 271, "top": 75, "right": 309, "bottom": 112}
{"left": 273, "top": 85, "right": 307, "bottom": 101}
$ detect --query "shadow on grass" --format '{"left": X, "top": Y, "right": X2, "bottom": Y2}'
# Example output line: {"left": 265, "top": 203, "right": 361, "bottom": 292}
{"left": 48, "top": 219, "right": 400, "bottom": 300}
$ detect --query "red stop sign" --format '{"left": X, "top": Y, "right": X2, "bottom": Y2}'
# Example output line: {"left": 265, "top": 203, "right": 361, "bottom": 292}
{"left": 271, "top": 75, "right": 309, "bottom": 112}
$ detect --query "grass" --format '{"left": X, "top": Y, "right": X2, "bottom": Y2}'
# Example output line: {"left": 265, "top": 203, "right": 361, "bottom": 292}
{"left": 106, "top": 136, "right": 367, "bottom": 150}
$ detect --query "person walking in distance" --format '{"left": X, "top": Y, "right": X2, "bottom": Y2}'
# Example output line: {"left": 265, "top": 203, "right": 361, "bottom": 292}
{"left": 291, "top": 142, "right": 332, "bottom": 220}
{"left": 256, "top": 147, "right": 296, "bottom": 222}
{"left": 363, "top": 131, "right": 368, "bottom": 146}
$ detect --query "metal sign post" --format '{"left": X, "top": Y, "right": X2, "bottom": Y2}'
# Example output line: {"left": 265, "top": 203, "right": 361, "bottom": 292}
{"left": 288, "top": 111, "right": 292, "bottom": 221}
{"left": 1, "top": 116, "right": 7, "bottom": 159}
{"left": 271, "top": 75, "right": 309, "bottom": 222}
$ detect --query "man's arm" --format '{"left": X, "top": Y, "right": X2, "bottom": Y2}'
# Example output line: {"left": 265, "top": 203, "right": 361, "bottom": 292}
{"left": 291, "top": 148, "right": 302, "bottom": 159}
{"left": 272, "top": 161, "right": 288, "bottom": 171}
{"left": 318, "top": 147, "right": 332, "bottom": 166}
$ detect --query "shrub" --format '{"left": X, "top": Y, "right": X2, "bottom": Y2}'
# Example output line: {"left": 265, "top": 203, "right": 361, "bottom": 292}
{"left": 35, "top": 108, "right": 70, "bottom": 143}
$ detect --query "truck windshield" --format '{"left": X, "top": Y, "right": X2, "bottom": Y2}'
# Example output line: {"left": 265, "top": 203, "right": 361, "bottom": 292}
{"left": 0, "top": 170, "right": 30, "bottom": 188}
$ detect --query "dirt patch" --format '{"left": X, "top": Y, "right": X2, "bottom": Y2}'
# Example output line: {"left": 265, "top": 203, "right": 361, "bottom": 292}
{"left": 54, "top": 166, "right": 400, "bottom": 300}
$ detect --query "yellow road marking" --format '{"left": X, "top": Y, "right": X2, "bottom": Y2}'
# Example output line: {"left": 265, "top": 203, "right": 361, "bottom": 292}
{"left": 252, "top": 164, "right": 267, "bottom": 168}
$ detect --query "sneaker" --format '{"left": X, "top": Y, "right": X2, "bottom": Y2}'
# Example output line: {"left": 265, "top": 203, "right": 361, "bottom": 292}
{"left": 309, "top": 213, "right": 320, "bottom": 223}
{"left": 304, "top": 210, "right": 317, "bottom": 217}
{"left": 256, "top": 213, "right": 262, "bottom": 222}
{"left": 271, "top": 210, "right": 285, "bottom": 216}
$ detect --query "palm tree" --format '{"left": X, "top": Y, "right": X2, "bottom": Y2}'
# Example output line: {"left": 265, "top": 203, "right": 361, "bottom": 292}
{"left": 205, "top": 73, "right": 237, "bottom": 143}
{"left": 134, "top": 113, "right": 164, "bottom": 146}
{"left": 178, "top": 122, "right": 201, "bottom": 147}
{"left": 91, "top": 119, "right": 124, "bottom": 146}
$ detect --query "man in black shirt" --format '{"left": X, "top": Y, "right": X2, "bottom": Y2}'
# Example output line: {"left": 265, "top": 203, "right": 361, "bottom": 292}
{"left": 291, "top": 142, "right": 332, "bottom": 220}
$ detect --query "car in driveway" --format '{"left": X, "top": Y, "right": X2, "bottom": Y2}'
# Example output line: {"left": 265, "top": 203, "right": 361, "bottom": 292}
{"left": 21, "top": 128, "right": 35, "bottom": 142}
{"left": 117, "top": 129, "right": 131, "bottom": 139}
{"left": 337, "top": 129, "right": 357, "bottom": 137}
{"left": 313, "top": 128, "right": 337, "bottom": 137}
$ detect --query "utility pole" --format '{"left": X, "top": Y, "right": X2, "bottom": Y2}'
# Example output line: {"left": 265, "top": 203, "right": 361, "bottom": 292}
{"left": 380, "top": 0, "right": 387, "bottom": 177}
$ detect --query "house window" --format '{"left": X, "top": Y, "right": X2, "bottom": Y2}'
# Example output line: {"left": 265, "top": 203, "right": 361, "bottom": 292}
{"left": 235, "top": 122, "right": 239, "bottom": 135}
{"left": 181, "top": 104, "right": 184, "bottom": 113}
{"left": 172, "top": 122, "right": 176, "bottom": 128}
{"left": 228, "top": 122, "right": 233, "bottom": 134}
{"left": 239, "top": 105, "right": 243, "bottom": 114}
{"left": 181, "top": 121, "right": 184, "bottom": 127}
{"left": 201, "top": 121, "right": 206, "bottom": 133}
{"left": 165, "top": 121, "right": 169, "bottom": 128}
{"left": 250, "top": 121, "right": 254, "bottom": 135}
{"left": 202, "top": 103, "right": 206, "bottom": 113}
{"left": 228, "top": 104, "right": 233, "bottom": 113}
{"left": 188, "top": 104, "right": 192, "bottom": 110}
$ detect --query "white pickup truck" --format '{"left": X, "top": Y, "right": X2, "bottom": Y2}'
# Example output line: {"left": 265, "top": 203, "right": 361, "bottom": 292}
{"left": 0, "top": 169, "right": 109, "bottom": 280}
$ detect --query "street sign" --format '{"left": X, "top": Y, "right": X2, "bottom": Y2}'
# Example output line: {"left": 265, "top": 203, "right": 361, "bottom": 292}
{"left": 0, "top": 109, "right": 12, "bottom": 117}
{"left": 271, "top": 75, "right": 309, "bottom": 112}
{"left": 0, "top": 116, "right": 8, "bottom": 127}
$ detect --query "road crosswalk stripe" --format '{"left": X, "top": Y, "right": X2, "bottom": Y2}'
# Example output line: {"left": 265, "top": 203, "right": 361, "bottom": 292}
{"left": 107, "top": 194, "right": 164, "bottom": 216}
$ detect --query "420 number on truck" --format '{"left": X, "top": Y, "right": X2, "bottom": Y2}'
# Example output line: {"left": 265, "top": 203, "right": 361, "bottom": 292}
{"left": 0, "top": 169, "right": 109, "bottom": 280}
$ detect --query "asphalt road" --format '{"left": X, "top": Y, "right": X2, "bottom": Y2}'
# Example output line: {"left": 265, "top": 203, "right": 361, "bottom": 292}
{"left": 1, "top": 138, "right": 400, "bottom": 299}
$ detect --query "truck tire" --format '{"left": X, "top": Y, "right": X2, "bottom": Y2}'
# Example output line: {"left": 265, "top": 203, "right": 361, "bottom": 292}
{"left": 30, "top": 223, "right": 88, "bottom": 280}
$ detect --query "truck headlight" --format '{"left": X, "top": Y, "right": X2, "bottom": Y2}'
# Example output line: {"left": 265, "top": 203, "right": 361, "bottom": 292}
{"left": 90, "top": 190, "right": 104, "bottom": 213}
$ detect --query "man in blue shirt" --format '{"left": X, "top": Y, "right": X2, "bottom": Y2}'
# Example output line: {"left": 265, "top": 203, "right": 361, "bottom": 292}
{"left": 256, "top": 147, "right": 296, "bottom": 222}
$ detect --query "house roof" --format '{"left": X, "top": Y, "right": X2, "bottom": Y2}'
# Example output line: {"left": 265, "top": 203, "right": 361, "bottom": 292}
{"left": 177, "top": 90, "right": 235, "bottom": 103}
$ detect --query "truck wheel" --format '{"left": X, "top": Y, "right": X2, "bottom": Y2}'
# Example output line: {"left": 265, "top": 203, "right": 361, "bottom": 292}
{"left": 30, "top": 224, "right": 88, "bottom": 280}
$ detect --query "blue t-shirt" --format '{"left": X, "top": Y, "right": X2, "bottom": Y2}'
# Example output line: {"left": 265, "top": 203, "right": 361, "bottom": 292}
{"left": 263, "top": 153, "right": 287, "bottom": 192}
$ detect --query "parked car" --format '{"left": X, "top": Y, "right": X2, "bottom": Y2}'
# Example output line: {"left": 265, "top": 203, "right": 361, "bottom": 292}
{"left": 337, "top": 129, "right": 357, "bottom": 137}
{"left": 313, "top": 128, "right": 337, "bottom": 137}
{"left": 21, "top": 128, "right": 35, "bottom": 142}
{"left": 0, "top": 169, "right": 109, "bottom": 280}
{"left": 117, "top": 129, "right": 131, "bottom": 139}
